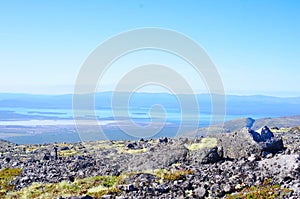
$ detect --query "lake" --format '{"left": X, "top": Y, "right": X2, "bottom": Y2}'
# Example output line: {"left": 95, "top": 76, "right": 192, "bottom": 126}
{"left": 0, "top": 107, "right": 282, "bottom": 144}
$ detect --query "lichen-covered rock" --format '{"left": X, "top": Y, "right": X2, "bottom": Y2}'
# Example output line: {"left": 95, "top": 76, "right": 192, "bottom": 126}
{"left": 216, "top": 128, "right": 261, "bottom": 159}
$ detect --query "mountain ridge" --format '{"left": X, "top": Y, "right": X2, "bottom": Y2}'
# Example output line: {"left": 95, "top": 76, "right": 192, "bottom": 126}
{"left": 189, "top": 114, "right": 300, "bottom": 137}
{"left": 0, "top": 92, "right": 300, "bottom": 117}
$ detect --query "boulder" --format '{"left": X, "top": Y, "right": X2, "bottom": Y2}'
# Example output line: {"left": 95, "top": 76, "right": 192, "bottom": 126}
{"left": 258, "top": 155, "right": 300, "bottom": 182}
{"left": 257, "top": 126, "right": 284, "bottom": 154}
{"left": 259, "top": 138, "right": 284, "bottom": 154}
{"left": 190, "top": 147, "right": 223, "bottom": 164}
{"left": 260, "top": 126, "right": 274, "bottom": 141}
{"left": 216, "top": 128, "right": 261, "bottom": 159}
{"left": 126, "top": 142, "right": 188, "bottom": 171}
{"left": 216, "top": 127, "right": 284, "bottom": 159}
{"left": 186, "top": 138, "right": 223, "bottom": 164}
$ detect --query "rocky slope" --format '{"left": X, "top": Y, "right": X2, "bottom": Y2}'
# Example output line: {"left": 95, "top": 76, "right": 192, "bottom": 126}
{"left": 0, "top": 126, "right": 299, "bottom": 198}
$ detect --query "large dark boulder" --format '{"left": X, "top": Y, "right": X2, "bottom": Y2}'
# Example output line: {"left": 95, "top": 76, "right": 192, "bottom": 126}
{"left": 260, "top": 138, "right": 284, "bottom": 154}
{"left": 260, "top": 126, "right": 274, "bottom": 141}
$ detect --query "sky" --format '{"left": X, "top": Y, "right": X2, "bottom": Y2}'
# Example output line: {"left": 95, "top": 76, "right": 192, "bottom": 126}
{"left": 0, "top": 0, "right": 300, "bottom": 97}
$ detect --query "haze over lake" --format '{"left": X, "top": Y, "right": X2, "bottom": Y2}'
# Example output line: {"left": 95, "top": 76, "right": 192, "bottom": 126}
{"left": 1, "top": 92, "right": 300, "bottom": 144}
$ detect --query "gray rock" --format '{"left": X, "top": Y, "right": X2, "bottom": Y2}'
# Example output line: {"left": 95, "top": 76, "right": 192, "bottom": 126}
{"left": 188, "top": 146, "right": 223, "bottom": 164}
{"left": 126, "top": 142, "right": 188, "bottom": 171}
{"left": 258, "top": 154, "right": 300, "bottom": 182}
{"left": 216, "top": 128, "right": 261, "bottom": 159}
{"left": 193, "top": 187, "right": 206, "bottom": 198}
{"left": 216, "top": 127, "right": 284, "bottom": 159}
{"left": 223, "top": 184, "right": 232, "bottom": 192}
{"left": 209, "top": 184, "right": 224, "bottom": 197}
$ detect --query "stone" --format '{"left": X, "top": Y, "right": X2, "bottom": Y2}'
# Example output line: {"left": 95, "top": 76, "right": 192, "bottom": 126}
{"left": 210, "top": 184, "right": 224, "bottom": 197}
{"left": 216, "top": 127, "right": 284, "bottom": 159}
{"left": 42, "top": 154, "right": 50, "bottom": 160}
{"left": 258, "top": 154, "right": 300, "bottom": 182}
{"left": 223, "top": 184, "right": 232, "bottom": 192}
{"left": 262, "top": 151, "right": 273, "bottom": 158}
{"left": 77, "top": 156, "right": 85, "bottom": 160}
{"left": 216, "top": 128, "right": 261, "bottom": 159}
{"left": 126, "top": 184, "right": 135, "bottom": 192}
{"left": 260, "top": 137, "right": 284, "bottom": 154}
{"left": 127, "top": 143, "right": 135, "bottom": 149}
{"left": 159, "top": 137, "right": 168, "bottom": 143}
{"left": 193, "top": 187, "right": 206, "bottom": 198}
{"left": 260, "top": 126, "right": 274, "bottom": 142}
{"left": 126, "top": 142, "right": 188, "bottom": 171}
{"left": 156, "top": 184, "right": 170, "bottom": 193}
{"left": 101, "top": 195, "right": 112, "bottom": 199}
{"left": 189, "top": 146, "right": 223, "bottom": 164}
{"left": 81, "top": 196, "right": 93, "bottom": 199}
{"left": 4, "top": 157, "right": 11, "bottom": 163}
{"left": 60, "top": 146, "right": 70, "bottom": 151}
{"left": 248, "top": 154, "right": 259, "bottom": 162}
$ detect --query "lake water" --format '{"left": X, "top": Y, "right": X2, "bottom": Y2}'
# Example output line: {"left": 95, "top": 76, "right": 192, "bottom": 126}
{"left": 0, "top": 107, "right": 280, "bottom": 144}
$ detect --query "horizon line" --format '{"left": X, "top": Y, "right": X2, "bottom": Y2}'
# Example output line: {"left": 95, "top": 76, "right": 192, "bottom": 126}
{"left": 0, "top": 91, "right": 300, "bottom": 99}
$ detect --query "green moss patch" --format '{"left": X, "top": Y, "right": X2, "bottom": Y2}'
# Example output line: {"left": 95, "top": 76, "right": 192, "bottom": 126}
{"left": 226, "top": 180, "right": 291, "bottom": 199}
{"left": 6, "top": 175, "right": 121, "bottom": 199}
{"left": 0, "top": 168, "right": 22, "bottom": 196}
{"left": 155, "top": 169, "right": 193, "bottom": 181}
{"left": 58, "top": 149, "right": 78, "bottom": 157}
{"left": 187, "top": 138, "right": 217, "bottom": 151}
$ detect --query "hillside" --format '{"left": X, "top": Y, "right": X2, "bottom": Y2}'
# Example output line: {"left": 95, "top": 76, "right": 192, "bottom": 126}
{"left": 0, "top": 126, "right": 299, "bottom": 198}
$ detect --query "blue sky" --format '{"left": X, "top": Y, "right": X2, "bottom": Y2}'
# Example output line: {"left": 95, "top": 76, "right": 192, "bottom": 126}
{"left": 0, "top": 0, "right": 300, "bottom": 96}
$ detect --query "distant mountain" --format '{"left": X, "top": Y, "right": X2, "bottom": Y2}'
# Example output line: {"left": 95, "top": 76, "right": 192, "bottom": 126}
{"left": 188, "top": 115, "right": 300, "bottom": 137}
{"left": 252, "top": 115, "right": 300, "bottom": 130}
{"left": 0, "top": 92, "right": 300, "bottom": 117}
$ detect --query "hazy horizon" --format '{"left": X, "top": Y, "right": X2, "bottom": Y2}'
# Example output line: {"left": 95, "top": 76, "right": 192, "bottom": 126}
{"left": 1, "top": 90, "right": 300, "bottom": 98}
